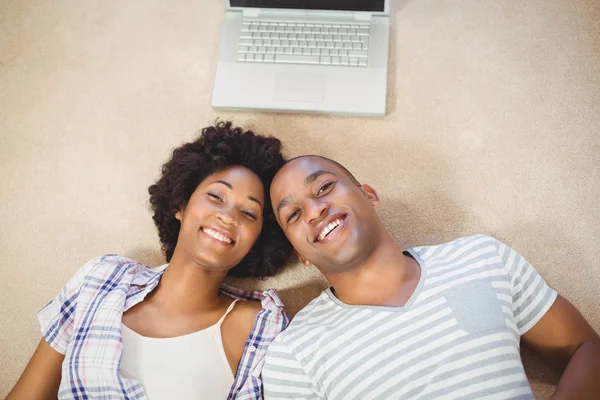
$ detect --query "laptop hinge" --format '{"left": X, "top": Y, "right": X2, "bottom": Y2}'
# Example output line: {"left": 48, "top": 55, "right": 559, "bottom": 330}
{"left": 355, "top": 13, "right": 372, "bottom": 21}
{"left": 242, "top": 9, "right": 260, "bottom": 17}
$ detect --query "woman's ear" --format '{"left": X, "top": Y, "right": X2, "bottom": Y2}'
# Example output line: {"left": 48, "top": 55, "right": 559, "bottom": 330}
{"left": 176, "top": 202, "right": 189, "bottom": 221}
{"left": 360, "top": 184, "right": 380, "bottom": 206}
{"left": 295, "top": 250, "right": 311, "bottom": 266}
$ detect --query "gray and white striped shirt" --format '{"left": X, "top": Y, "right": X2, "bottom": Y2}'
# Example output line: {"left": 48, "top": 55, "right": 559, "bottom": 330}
{"left": 263, "top": 235, "right": 557, "bottom": 400}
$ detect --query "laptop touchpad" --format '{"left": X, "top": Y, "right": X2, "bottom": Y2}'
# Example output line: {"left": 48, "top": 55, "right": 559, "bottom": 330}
{"left": 274, "top": 73, "right": 324, "bottom": 103}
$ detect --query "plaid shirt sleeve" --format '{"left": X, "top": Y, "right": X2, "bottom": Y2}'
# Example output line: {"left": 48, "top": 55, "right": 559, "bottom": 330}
{"left": 37, "top": 256, "right": 105, "bottom": 354}
{"left": 225, "top": 287, "right": 290, "bottom": 400}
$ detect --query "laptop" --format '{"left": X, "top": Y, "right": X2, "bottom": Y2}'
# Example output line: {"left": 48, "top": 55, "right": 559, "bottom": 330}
{"left": 211, "top": 0, "right": 390, "bottom": 116}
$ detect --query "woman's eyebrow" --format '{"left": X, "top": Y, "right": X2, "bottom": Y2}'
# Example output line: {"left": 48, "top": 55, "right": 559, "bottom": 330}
{"left": 210, "top": 180, "right": 232, "bottom": 189}
{"left": 248, "top": 196, "right": 262, "bottom": 208}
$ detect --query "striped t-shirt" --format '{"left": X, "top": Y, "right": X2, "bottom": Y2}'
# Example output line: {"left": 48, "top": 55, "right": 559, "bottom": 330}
{"left": 263, "top": 235, "right": 557, "bottom": 400}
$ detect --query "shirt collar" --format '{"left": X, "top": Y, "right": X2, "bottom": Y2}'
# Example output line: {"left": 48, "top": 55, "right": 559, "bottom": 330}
{"left": 129, "top": 263, "right": 167, "bottom": 288}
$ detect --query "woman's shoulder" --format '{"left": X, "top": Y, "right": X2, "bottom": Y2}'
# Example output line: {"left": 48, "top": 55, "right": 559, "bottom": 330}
{"left": 221, "top": 285, "right": 289, "bottom": 333}
{"left": 221, "top": 284, "right": 285, "bottom": 311}
{"left": 232, "top": 300, "right": 263, "bottom": 326}
{"left": 68, "top": 254, "right": 153, "bottom": 289}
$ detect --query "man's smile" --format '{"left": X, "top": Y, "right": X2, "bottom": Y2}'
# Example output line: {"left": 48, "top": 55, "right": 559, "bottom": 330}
{"left": 314, "top": 213, "right": 347, "bottom": 243}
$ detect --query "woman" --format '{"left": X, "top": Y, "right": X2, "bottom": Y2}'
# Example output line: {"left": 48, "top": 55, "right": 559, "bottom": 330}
{"left": 7, "top": 121, "right": 294, "bottom": 400}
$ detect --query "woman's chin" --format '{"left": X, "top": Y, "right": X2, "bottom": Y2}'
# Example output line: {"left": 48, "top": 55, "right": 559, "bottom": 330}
{"left": 187, "top": 252, "right": 237, "bottom": 274}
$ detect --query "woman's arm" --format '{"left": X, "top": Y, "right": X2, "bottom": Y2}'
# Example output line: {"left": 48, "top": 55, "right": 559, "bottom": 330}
{"left": 8, "top": 256, "right": 106, "bottom": 400}
{"left": 6, "top": 339, "right": 64, "bottom": 400}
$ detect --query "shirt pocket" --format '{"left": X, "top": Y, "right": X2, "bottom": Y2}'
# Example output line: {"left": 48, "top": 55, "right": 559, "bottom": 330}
{"left": 444, "top": 279, "right": 507, "bottom": 335}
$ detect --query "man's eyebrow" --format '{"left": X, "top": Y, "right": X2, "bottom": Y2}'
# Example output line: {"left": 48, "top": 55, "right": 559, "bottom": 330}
{"left": 210, "top": 180, "right": 263, "bottom": 208}
{"left": 275, "top": 170, "right": 336, "bottom": 221}
{"left": 276, "top": 195, "right": 293, "bottom": 221}
{"left": 305, "top": 170, "right": 336, "bottom": 187}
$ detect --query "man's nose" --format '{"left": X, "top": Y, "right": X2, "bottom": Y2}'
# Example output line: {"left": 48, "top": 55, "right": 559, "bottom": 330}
{"left": 305, "top": 198, "right": 329, "bottom": 224}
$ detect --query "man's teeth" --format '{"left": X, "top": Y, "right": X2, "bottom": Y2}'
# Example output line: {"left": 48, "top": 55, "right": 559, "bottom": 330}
{"left": 204, "top": 228, "right": 232, "bottom": 244}
{"left": 318, "top": 218, "right": 343, "bottom": 241}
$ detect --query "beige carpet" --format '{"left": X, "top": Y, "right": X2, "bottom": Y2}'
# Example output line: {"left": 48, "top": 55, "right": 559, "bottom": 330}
{"left": 1, "top": 0, "right": 599, "bottom": 397}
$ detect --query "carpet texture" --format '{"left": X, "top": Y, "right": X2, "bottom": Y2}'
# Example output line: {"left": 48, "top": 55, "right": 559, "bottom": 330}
{"left": 1, "top": 0, "right": 599, "bottom": 397}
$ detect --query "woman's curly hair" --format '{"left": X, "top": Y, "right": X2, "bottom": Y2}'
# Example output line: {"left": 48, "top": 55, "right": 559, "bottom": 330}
{"left": 148, "top": 121, "right": 293, "bottom": 278}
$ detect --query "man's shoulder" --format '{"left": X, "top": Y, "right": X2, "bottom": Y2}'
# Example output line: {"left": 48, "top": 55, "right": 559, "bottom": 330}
{"left": 410, "top": 234, "right": 501, "bottom": 261}
{"left": 277, "top": 290, "right": 335, "bottom": 340}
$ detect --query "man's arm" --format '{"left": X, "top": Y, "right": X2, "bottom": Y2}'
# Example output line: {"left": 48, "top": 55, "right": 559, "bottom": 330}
{"left": 522, "top": 295, "right": 600, "bottom": 400}
{"left": 6, "top": 338, "right": 64, "bottom": 400}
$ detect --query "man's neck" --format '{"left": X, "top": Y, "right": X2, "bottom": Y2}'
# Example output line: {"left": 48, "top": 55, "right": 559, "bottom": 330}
{"left": 326, "top": 233, "right": 422, "bottom": 307}
{"left": 148, "top": 251, "right": 228, "bottom": 314}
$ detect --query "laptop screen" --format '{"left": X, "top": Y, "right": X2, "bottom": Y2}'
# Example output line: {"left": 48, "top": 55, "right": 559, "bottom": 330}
{"left": 230, "top": 0, "right": 385, "bottom": 12}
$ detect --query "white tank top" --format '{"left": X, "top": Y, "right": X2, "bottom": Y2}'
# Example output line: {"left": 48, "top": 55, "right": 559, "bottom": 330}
{"left": 120, "top": 299, "right": 240, "bottom": 399}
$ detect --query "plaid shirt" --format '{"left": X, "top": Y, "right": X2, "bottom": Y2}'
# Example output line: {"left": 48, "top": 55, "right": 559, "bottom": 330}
{"left": 38, "top": 255, "right": 289, "bottom": 400}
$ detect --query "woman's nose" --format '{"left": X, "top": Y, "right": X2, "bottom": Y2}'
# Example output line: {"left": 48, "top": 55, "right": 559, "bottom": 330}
{"left": 217, "top": 207, "right": 239, "bottom": 226}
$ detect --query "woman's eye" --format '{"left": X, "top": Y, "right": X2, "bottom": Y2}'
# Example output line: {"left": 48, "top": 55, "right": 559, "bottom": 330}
{"left": 287, "top": 209, "right": 300, "bottom": 223}
{"left": 242, "top": 211, "right": 257, "bottom": 220}
{"left": 208, "top": 193, "right": 223, "bottom": 202}
{"left": 317, "top": 182, "right": 334, "bottom": 195}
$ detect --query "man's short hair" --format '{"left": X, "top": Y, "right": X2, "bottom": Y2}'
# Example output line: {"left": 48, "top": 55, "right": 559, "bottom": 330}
{"left": 287, "top": 155, "right": 361, "bottom": 186}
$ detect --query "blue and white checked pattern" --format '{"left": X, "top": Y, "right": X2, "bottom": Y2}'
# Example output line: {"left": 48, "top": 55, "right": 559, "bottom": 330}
{"left": 38, "top": 254, "right": 289, "bottom": 399}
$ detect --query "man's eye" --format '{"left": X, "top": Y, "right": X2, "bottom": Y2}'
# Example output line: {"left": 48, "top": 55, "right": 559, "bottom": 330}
{"left": 287, "top": 209, "right": 300, "bottom": 223}
{"left": 317, "top": 182, "right": 334, "bottom": 195}
{"left": 208, "top": 193, "right": 223, "bottom": 202}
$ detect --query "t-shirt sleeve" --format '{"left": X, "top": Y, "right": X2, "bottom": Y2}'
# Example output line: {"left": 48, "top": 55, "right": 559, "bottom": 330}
{"left": 490, "top": 236, "right": 558, "bottom": 335}
{"left": 37, "top": 256, "right": 103, "bottom": 354}
{"left": 263, "top": 334, "right": 321, "bottom": 400}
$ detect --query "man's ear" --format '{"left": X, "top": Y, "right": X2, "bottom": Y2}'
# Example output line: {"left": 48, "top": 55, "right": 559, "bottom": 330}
{"left": 360, "top": 184, "right": 380, "bottom": 206}
{"left": 295, "top": 250, "right": 311, "bottom": 266}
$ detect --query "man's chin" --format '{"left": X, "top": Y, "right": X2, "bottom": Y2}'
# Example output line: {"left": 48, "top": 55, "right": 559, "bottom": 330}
{"left": 315, "top": 250, "right": 364, "bottom": 274}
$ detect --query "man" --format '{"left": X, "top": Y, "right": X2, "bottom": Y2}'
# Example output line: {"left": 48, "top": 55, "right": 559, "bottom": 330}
{"left": 263, "top": 155, "right": 600, "bottom": 400}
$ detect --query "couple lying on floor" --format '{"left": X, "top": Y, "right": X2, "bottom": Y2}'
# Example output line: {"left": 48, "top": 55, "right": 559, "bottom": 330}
{"left": 8, "top": 121, "right": 600, "bottom": 400}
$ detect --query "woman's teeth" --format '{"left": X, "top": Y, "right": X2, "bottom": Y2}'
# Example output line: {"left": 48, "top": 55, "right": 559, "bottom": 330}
{"left": 203, "top": 228, "right": 232, "bottom": 244}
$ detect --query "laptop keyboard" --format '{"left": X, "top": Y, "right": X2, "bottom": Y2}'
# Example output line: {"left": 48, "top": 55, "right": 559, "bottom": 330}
{"left": 238, "top": 19, "right": 370, "bottom": 67}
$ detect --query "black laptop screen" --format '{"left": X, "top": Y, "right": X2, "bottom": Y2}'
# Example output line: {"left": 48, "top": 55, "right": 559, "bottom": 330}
{"left": 229, "top": 0, "right": 385, "bottom": 12}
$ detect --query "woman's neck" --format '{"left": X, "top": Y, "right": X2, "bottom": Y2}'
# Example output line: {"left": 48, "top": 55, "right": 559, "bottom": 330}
{"left": 149, "top": 251, "right": 229, "bottom": 314}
